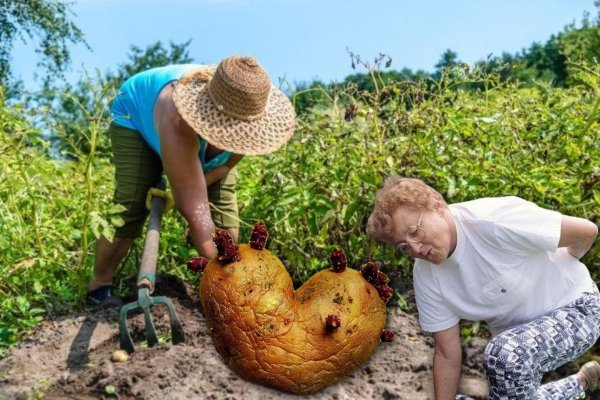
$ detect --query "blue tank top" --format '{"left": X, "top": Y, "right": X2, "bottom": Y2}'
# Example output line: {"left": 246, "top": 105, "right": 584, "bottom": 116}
{"left": 110, "top": 64, "right": 232, "bottom": 172}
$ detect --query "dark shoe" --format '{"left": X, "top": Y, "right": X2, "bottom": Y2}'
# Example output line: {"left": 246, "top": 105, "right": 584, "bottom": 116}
{"left": 86, "top": 285, "right": 124, "bottom": 308}
{"left": 580, "top": 361, "right": 600, "bottom": 393}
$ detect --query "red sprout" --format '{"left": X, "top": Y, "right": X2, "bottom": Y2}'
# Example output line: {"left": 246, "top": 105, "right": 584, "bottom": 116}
{"left": 374, "top": 271, "right": 390, "bottom": 286}
{"left": 360, "top": 261, "right": 379, "bottom": 283}
{"left": 249, "top": 222, "right": 269, "bottom": 250}
{"left": 381, "top": 330, "right": 395, "bottom": 342}
{"left": 325, "top": 314, "right": 341, "bottom": 330}
{"left": 329, "top": 248, "right": 347, "bottom": 273}
{"left": 213, "top": 229, "right": 239, "bottom": 263}
{"left": 376, "top": 285, "right": 394, "bottom": 303}
{"left": 187, "top": 257, "right": 208, "bottom": 273}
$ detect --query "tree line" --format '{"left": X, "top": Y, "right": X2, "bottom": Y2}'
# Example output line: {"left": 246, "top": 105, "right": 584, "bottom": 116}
{"left": 294, "top": 4, "right": 600, "bottom": 113}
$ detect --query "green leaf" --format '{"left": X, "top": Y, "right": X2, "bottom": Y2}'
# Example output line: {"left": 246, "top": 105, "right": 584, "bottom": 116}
{"left": 386, "top": 156, "right": 395, "bottom": 169}
{"left": 475, "top": 116, "right": 497, "bottom": 123}
{"left": 110, "top": 216, "right": 125, "bottom": 227}
{"left": 107, "top": 204, "right": 127, "bottom": 214}
{"left": 343, "top": 201, "right": 361, "bottom": 223}
{"left": 33, "top": 281, "right": 43, "bottom": 294}
{"left": 105, "top": 385, "right": 116, "bottom": 395}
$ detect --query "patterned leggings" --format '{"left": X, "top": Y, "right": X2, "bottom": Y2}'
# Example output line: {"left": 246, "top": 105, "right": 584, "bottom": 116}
{"left": 457, "top": 286, "right": 600, "bottom": 400}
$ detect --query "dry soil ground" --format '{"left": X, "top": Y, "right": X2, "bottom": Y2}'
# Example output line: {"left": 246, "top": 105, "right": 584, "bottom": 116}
{"left": 0, "top": 273, "right": 590, "bottom": 400}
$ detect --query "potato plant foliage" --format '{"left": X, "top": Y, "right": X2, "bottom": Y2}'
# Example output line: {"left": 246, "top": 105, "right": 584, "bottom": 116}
{"left": 0, "top": 62, "right": 598, "bottom": 354}
{"left": 237, "top": 62, "right": 599, "bottom": 281}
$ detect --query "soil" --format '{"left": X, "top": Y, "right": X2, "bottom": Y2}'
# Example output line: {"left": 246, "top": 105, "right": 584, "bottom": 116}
{"left": 0, "top": 272, "right": 588, "bottom": 400}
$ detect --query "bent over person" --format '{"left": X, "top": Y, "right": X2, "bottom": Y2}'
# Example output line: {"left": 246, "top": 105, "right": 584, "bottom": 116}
{"left": 367, "top": 176, "right": 600, "bottom": 400}
{"left": 87, "top": 55, "right": 296, "bottom": 307}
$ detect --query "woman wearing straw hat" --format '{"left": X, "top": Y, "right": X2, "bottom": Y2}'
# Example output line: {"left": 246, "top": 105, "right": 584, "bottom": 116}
{"left": 87, "top": 55, "right": 296, "bottom": 307}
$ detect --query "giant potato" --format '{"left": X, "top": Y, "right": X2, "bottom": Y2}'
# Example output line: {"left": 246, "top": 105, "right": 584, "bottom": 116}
{"left": 197, "top": 225, "right": 392, "bottom": 394}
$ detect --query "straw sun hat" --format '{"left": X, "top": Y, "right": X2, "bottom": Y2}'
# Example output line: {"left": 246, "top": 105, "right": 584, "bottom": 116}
{"left": 172, "top": 55, "right": 296, "bottom": 156}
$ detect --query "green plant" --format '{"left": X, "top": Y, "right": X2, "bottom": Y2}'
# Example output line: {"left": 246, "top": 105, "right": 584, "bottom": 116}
{"left": 0, "top": 82, "right": 118, "bottom": 352}
{"left": 237, "top": 59, "right": 600, "bottom": 285}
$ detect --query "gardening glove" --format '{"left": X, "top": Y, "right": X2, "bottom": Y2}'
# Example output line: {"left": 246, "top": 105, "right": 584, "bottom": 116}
{"left": 146, "top": 188, "right": 175, "bottom": 212}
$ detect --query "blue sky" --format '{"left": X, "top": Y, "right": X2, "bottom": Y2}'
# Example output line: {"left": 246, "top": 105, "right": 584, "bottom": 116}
{"left": 12, "top": 0, "right": 597, "bottom": 90}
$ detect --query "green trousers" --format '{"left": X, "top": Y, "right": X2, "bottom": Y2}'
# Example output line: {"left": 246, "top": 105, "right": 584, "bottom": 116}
{"left": 109, "top": 123, "right": 239, "bottom": 238}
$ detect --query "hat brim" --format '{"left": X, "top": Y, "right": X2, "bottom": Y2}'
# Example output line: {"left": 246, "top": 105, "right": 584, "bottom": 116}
{"left": 173, "top": 68, "right": 296, "bottom": 156}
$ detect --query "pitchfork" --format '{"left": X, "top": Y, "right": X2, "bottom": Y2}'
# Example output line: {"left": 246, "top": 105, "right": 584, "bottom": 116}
{"left": 118, "top": 180, "right": 185, "bottom": 353}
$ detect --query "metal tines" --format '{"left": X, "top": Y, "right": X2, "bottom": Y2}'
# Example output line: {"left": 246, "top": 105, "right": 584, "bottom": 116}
{"left": 118, "top": 180, "right": 185, "bottom": 353}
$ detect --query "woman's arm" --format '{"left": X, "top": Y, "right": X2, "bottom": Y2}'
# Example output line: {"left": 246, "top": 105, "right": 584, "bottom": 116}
{"left": 558, "top": 215, "right": 598, "bottom": 259}
{"left": 157, "top": 87, "right": 217, "bottom": 259}
{"left": 204, "top": 154, "right": 244, "bottom": 187}
{"left": 432, "top": 324, "right": 462, "bottom": 400}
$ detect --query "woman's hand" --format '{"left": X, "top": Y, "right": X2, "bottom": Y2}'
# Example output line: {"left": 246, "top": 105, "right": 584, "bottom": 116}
{"left": 433, "top": 324, "right": 462, "bottom": 400}
{"left": 558, "top": 215, "right": 598, "bottom": 259}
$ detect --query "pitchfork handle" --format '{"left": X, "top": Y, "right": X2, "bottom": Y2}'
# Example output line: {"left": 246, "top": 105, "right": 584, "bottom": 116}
{"left": 138, "top": 180, "right": 167, "bottom": 293}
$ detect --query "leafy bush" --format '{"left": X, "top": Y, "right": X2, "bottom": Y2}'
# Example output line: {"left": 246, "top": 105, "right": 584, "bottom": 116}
{"left": 0, "top": 86, "right": 119, "bottom": 352}
{"left": 236, "top": 61, "right": 600, "bottom": 283}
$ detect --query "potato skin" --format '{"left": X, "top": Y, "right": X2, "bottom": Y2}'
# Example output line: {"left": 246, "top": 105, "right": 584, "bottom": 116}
{"left": 200, "top": 244, "right": 387, "bottom": 394}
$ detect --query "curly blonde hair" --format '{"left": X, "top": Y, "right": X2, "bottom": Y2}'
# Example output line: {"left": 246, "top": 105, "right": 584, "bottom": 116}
{"left": 366, "top": 176, "right": 444, "bottom": 244}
